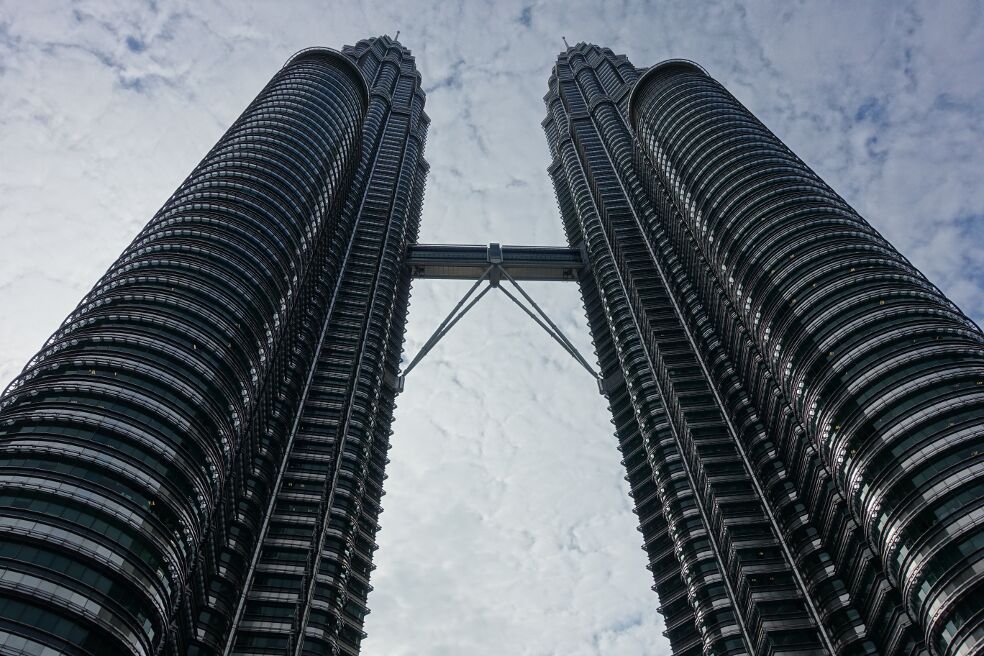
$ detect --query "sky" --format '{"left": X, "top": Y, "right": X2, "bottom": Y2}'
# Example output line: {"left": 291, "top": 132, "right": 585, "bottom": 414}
{"left": 0, "top": 2, "right": 982, "bottom": 655}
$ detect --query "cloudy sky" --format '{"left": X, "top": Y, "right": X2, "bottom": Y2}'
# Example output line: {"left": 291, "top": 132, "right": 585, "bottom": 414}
{"left": 1, "top": 2, "right": 982, "bottom": 655}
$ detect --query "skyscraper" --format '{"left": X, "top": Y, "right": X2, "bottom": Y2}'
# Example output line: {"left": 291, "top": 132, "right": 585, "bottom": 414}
{"left": 544, "top": 43, "right": 984, "bottom": 656}
{"left": 0, "top": 34, "right": 982, "bottom": 656}
{"left": 0, "top": 36, "right": 427, "bottom": 656}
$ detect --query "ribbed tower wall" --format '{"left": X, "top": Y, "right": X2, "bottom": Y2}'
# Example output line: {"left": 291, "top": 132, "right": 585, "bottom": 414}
{"left": 0, "top": 37, "right": 428, "bottom": 656}
{"left": 630, "top": 62, "right": 984, "bottom": 656}
{"left": 541, "top": 43, "right": 984, "bottom": 656}
{"left": 219, "top": 36, "right": 429, "bottom": 656}
{"left": 545, "top": 43, "right": 846, "bottom": 656}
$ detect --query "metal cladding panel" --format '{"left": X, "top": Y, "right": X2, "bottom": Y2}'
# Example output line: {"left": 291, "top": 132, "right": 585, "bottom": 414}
{"left": 406, "top": 244, "right": 583, "bottom": 281}
{"left": 0, "top": 50, "right": 367, "bottom": 654}
{"left": 632, "top": 64, "right": 984, "bottom": 656}
{"left": 223, "top": 35, "right": 428, "bottom": 656}
{"left": 541, "top": 42, "right": 975, "bottom": 656}
{"left": 547, "top": 155, "right": 704, "bottom": 656}
{"left": 545, "top": 45, "right": 711, "bottom": 656}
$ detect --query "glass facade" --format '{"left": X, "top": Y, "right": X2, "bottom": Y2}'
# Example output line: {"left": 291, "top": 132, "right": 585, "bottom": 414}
{"left": 221, "top": 37, "right": 428, "bottom": 656}
{"left": 545, "top": 43, "right": 984, "bottom": 656}
{"left": 0, "top": 36, "right": 427, "bottom": 656}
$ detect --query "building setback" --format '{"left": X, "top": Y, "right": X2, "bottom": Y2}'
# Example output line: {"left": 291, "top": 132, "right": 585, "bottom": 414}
{"left": 544, "top": 43, "right": 984, "bottom": 656}
{"left": 0, "top": 34, "right": 982, "bottom": 656}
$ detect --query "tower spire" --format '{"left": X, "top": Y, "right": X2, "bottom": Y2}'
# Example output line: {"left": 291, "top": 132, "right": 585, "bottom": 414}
{"left": 562, "top": 35, "right": 570, "bottom": 48}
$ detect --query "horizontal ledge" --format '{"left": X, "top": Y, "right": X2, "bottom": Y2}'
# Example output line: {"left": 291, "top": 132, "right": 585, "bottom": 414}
{"left": 407, "top": 243, "right": 584, "bottom": 281}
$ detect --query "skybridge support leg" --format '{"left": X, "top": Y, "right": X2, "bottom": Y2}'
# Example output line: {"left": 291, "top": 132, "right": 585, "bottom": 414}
{"left": 398, "top": 267, "right": 493, "bottom": 390}
{"left": 399, "top": 263, "right": 602, "bottom": 393}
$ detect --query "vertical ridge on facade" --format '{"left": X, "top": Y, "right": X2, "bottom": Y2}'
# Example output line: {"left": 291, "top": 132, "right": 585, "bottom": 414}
{"left": 222, "top": 36, "right": 429, "bottom": 656}
{"left": 547, "top": 42, "right": 984, "bottom": 656}
{"left": 628, "top": 61, "right": 984, "bottom": 656}
{"left": 546, "top": 43, "right": 832, "bottom": 656}
{"left": 0, "top": 37, "right": 427, "bottom": 656}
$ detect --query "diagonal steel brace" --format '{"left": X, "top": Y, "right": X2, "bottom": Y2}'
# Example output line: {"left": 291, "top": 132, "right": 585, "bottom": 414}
{"left": 399, "top": 264, "right": 602, "bottom": 393}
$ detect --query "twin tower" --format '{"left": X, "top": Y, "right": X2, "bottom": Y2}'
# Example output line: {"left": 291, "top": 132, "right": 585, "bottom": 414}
{"left": 0, "top": 35, "right": 981, "bottom": 656}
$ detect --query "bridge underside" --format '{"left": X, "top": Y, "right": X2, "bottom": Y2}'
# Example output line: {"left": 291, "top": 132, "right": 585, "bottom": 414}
{"left": 407, "top": 243, "right": 584, "bottom": 281}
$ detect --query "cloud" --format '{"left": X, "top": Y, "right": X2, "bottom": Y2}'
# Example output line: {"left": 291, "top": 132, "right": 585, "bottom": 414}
{"left": 125, "top": 34, "right": 144, "bottom": 52}
{"left": 0, "top": 1, "right": 982, "bottom": 655}
{"left": 424, "top": 57, "right": 465, "bottom": 93}
{"left": 519, "top": 5, "right": 534, "bottom": 28}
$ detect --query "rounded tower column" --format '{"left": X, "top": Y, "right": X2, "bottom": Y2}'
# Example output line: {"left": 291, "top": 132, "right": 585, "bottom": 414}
{"left": 0, "top": 49, "right": 368, "bottom": 655}
{"left": 631, "top": 62, "right": 984, "bottom": 656}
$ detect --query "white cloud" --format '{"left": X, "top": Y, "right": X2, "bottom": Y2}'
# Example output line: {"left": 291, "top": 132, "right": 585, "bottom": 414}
{"left": 0, "top": 2, "right": 981, "bottom": 655}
